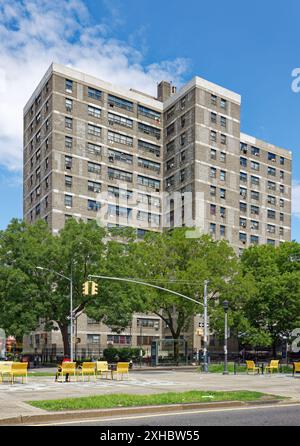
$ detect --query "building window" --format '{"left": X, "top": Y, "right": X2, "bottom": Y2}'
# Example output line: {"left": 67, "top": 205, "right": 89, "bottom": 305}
{"left": 220, "top": 152, "right": 226, "bottom": 162}
{"left": 210, "top": 186, "right": 216, "bottom": 196}
{"left": 251, "top": 190, "right": 259, "bottom": 201}
{"left": 180, "top": 132, "right": 186, "bottom": 146}
{"left": 220, "top": 189, "right": 226, "bottom": 199}
{"left": 268, "top": 195, "right": 276, "bottom": 205}
{"left": 210, "top": 204, "right": 216, "bottom": 215}
{"left": 220, "top": 207, "right": 226, "bottom": 218}
{"left": 267, "top": 209, "right": 276, "bottom": 219}
{"left": 267, "top": 224, "right": 276, "bottom": 234}
{"left": 280, "top": 156, "right": 285, "bottom": 165}
{"left": 240, "top": 218, "right": 247, "bottom": 228}
{"left": 88, "top": 199, "right": 101, "bottom": 211}
{"left": 65, "top": 195, "right": 73, "bottom": 207}
{"left": 251, "top": 205, "right": 259, "bottom": 216}
{"left": 65, "top": 79, "right": 73, "bottom": 93}
{"left": 166, "top": 175, "right": 175, "bottom": 188}
{"left": 239, "top": 232, "right": 247, "bottom": 243}
{"left": 65, "top": 175, "right": 72, "bottom": 188}
{"left": 65, "top": 117, "right": 72, "bottom": 129}
{"left": 240, "top": 202, "right": 247, "bottom": 212}
{"left": 211, "top": 94, "right": 217, "bottom": 106}
{"left": 65, "top": 156, "right": 72, "bottom": 170}
{"left": 251, "top": 161, "right": 260, "bottom": 171}
{"left": 220, "top": 116, "right": 226, "bottom": 128}
{"left": 220, "top": 225, "right": 226, "bottom": 236}
{"left": 138, "top": 140, "right": 160, "bottom": 157}
{"left": 240, "top": 187, "right": 247, "bottom": 199}
{"left": 108, "top": 112, "right": 133, "bottom": 128}
{"left": 268, "top": 166, "right": 276, "bottom": 176}
{"left": 88, "top": 124, "right": 101, "bottom": 137}
{"left": 240, "top": 172, "right": 247, "bottom": 183}
{"left": 210, "top": 130, "right": 217, "bottom": 142}
{"left": 109, "top": 168, "right": 133, "bottom": 183}
{"left": 251, "top": 176, "right": 260, "bottom": 187}
{"left": 210, "top": 167, "right": 217, "bottom": 178}
{"left": 220, "top": 98, "right": 227, "bottom": 109}
{"left": 251, "top": 146, "right": 260, "bottom": 156}
{"left": 210, "top": 149, "right": 217, "bottom": 160}
{"left": 220, "top": 170, "right": 226, "bottom": 181}
{"left": 240, "top": 157, "right": 247, "bottom": 167}
{"left": 87, "top": 334, "right": 100, "bottom": 344}
{"left": 88, "top": 162, "right": 101, "bottom": 174}
{"left": 108, "top": 94, "right": 133, "bottom": 111}
{"left": 267, "top": 239, "right": 276, "bottom": 246}
{"left": 88, "top": 180, "right": 101, "bottom": 193}
{"left": 138, "top": 122, "right": 161, "bottom": 139}
{"left": 268, "top": 181, "right": 276, "bottom": 191}
{"left": 250, "top": 235, "right": 259, "bottom": 245}
{"left": 138, "top": 105, "right": 161, "bottom": 122}
{"left": 108, "top": 131, "right": 133, "bottom": 147}
{"left": 220, "top": 134, "right": 227, "bottom": 145}
{"left": 110, "top": 149, "right": 133, "bottom": 165}
{"left": 250, "top": 220, "right": 259, "bottom": 230}
{"left": 240, "top": 142, "right": 248, "bottom": 154}
{"left": 88, "top": 105, "right": 101, "bottom": 118}
{"left": 211, "top": 112, "right": 217, "bottom": 124}
{"left": 210, "top": 223, "right": 216, "bottom": 234}
{"left": 88, "top": 87, "right": 102, "bottom": 100}
{"left": 65, "top": 136, "right": 72, "bottom": 149}
{"left": 65, "top": 98, "right": 73, "bottom": 112}
{"left": 87, "top": 142, "right": 101, "bottom": 156}
{"left": 268, "top": 152, "right": 277, "bottom": 162}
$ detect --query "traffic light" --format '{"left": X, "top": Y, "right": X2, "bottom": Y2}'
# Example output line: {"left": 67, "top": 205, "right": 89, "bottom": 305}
{"left": 82, "top": 281, "right": 89, "bottom": 295}
{"left": 91, "top": 281, "right": 98, "bottom": 296}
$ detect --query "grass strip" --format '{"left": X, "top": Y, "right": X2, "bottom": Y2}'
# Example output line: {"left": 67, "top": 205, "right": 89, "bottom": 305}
{"left": 28, "top": 390, "right": 277, "bottom": 411}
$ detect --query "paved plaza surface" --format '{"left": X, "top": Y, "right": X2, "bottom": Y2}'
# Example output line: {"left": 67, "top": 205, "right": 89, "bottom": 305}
{"left": 0, "top": 369, "right": 300, "bottom": 421}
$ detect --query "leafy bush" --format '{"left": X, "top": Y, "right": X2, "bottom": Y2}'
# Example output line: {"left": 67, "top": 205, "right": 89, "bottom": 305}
{"left": 103, "top": 347, "right": 144, "bottom": 362}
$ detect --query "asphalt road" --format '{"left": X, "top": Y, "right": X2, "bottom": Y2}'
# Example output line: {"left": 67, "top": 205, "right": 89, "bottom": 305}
{"left": 34, "top": 403, "right": 300, "bottom": 427}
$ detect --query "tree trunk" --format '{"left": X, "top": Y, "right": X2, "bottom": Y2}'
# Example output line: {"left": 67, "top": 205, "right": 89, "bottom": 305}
{"left": 173, "top": 337, "right": 180, "bottom": 365}
{"left": 59, "top": 323, "right": 70, "bottom": 357}
{"left": 272, "top": 340, "right": 277, "bottom": 359}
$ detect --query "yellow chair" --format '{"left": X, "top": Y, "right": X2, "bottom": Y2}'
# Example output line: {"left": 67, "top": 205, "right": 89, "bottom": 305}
{"left": 56, "top": 362, "right": 77, "bottom": 382}
{"left": 265, "top": 360, "right": 279, "bottom": 374}
{"left": 96, "top": 361, "right": 109, "bottom": 379}
{"left": 246, "top": 360, "right": 261, "bottom": 374}
{"left": 80, "top": 362, "right": 96, "bottom": 382}
{"left": 0, "top": 361, "right": 13, "bottom": 383}
{"left": 3, "top": 362, "right": 28, "bottom": 384}
{"left": 293, "top": 362, "right": 300, "bottom": 376}
{"left": 111, "top": 362, "right": 129, "bottom": 380}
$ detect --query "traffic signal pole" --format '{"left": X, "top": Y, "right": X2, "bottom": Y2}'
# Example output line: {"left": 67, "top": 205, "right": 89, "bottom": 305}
{"left": 86, "top": 275, "right": 210, "bottom": 369}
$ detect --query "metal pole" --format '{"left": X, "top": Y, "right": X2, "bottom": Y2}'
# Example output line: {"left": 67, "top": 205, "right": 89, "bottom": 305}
{"left": 203, "top": 280, "right": 209, "bottom": 373}
{"left": 70, "top": 271, "right": 74, "bottom": 362}
{"left": 223, "top": 309, "right": 228, "bottom": 375}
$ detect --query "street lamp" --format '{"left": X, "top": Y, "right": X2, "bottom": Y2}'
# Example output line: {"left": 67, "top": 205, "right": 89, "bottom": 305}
{"left": 222, "top": 300, "right": 229, "bottom": 375}
{"left": 36, "top": 266, "right": 74, "bottom": 362}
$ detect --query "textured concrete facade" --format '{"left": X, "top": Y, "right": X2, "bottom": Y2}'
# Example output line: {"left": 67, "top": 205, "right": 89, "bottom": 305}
{"left": 23, "top": 63, "right": 292, "bottom": 357}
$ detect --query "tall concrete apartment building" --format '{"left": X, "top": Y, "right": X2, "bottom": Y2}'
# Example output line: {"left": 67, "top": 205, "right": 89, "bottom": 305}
{"left": 23, "top": 63, "right": 292, "bottom": 358}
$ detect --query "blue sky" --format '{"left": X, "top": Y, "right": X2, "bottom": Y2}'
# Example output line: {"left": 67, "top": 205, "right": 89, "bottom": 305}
{"left": 0, "top": 0, "right": 299, "bottom": 240}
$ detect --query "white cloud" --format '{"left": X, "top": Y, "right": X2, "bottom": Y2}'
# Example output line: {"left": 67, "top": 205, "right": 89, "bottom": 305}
{"left": 0, "top": 0, "right": 189, "bottom": 171}
{"left": 292, "top": 181, "right": 300, "bottom": 219}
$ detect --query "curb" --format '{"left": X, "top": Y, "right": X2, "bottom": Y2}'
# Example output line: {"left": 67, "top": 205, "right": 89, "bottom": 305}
{"left": 0, "top": 399, "right": 283, "bottom": 426}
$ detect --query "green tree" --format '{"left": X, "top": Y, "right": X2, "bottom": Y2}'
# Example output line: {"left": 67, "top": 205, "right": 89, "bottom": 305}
{"left": 129, "top": 228, "right": 243, "bottom": 361}
{"left": 240, "top": 243, "right": 300, "bottom": 356}
{"left": 0, "top": 218, "right": 107, "bottom": 355}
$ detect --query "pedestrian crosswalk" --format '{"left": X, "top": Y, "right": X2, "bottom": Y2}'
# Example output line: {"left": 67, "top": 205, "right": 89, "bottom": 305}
{"left": 0, "top": 377, "right": 179, "bottom": 392}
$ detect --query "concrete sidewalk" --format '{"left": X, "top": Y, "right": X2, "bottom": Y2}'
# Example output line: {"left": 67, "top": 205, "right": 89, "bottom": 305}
{"left": 0, "top": 370, "right": 299, "bottom": 423}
